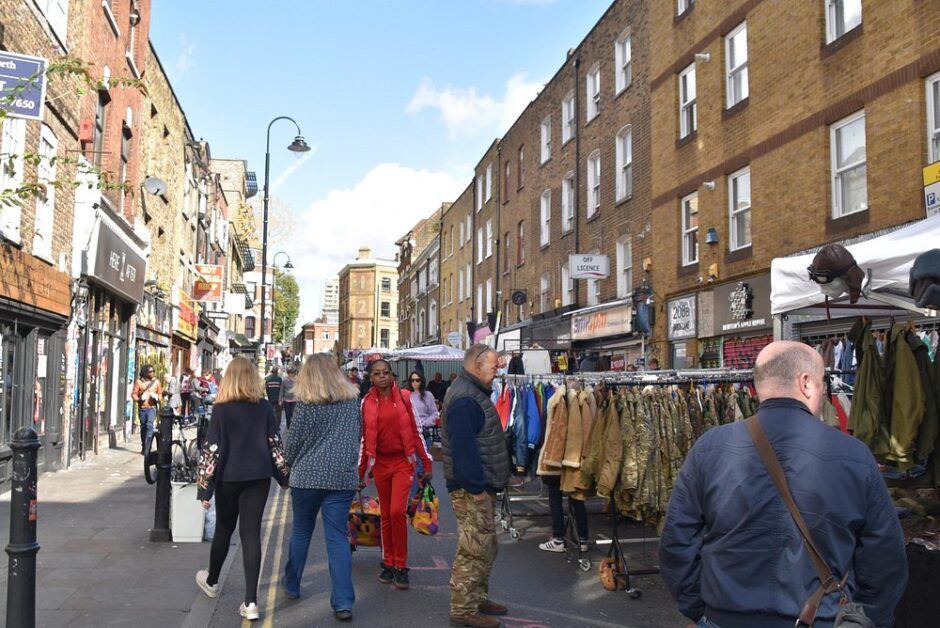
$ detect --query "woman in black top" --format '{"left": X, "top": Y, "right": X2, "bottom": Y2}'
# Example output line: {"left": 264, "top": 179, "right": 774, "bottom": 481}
{"left": 194, "top": 357, "right": 289, "bottom": 621}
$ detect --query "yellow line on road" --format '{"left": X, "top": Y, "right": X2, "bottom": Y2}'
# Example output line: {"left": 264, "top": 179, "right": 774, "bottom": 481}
{"left": 261, "top": 487, "right": 290, "bottom": 627}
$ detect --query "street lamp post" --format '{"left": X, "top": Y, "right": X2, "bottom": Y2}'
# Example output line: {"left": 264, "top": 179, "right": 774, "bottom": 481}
{"left": 260, "top": 117, "right": 310, "bottom": 363}
{"left": 272, "top": 251, "right": 294, "bottom": 361}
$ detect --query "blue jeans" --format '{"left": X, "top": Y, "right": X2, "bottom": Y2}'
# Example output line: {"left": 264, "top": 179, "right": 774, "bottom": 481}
{"left": 139, "top": 407, "right": 156, "bottom": 446}
{"left": 283, "top": 488, "right": 356, "bottom": 611}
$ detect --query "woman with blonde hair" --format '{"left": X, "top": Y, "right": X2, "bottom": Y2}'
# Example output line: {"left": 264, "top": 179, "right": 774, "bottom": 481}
{"left": 282, "top": 353, "right": 362, "bottom": 622}
{"left": 194, "top": 357, "right": 289, "bottom": 621}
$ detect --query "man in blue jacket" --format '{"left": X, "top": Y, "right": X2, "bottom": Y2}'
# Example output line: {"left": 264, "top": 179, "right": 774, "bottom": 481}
{"left": 660, "top": 341, "right": 906, "bottom": 628}
{"left": 442, "top": 344, "right": 510, "bottom": 628}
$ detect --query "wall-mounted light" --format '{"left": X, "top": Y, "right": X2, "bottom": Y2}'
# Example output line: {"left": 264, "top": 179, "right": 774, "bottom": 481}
{"left": 702, "top": 181, "right": 716, "bottom": 191}
{"left": 705, "top": 227, "right": 720, "bottom": 244}
{"left": 694, "top": 52, "right": 711, "bottom": 62}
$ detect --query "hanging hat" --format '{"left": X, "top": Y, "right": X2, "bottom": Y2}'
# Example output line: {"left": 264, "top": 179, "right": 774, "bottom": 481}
{"left": 910, "top": 249, "right": 940, "bottom": 309}
{"left": 807, "top": 244, "right": 865, "bottom": 304}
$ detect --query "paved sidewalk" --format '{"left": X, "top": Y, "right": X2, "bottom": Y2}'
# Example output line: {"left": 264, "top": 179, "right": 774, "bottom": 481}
{"left": 0, "top": 445, "right": 224, "bottom": 627}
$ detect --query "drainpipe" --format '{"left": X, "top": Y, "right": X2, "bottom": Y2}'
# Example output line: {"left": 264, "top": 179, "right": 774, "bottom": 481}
{"left": 573, "top": 53, "right": 582, "bottom": 302}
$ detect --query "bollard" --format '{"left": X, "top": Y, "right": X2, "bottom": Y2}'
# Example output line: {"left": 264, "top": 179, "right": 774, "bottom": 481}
{"left": 149, "top": 405, "right": 174, "bottom": 542}
{"left": 6, "top": 427, "right": 40, "bottom": 628}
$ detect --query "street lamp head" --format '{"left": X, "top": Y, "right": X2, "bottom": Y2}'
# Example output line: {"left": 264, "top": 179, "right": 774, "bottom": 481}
{"left": 284, "top": 260, "right": 295, "bottom": 269}
{"left": 288, "top": 135, "right": 311, "bottom": 153}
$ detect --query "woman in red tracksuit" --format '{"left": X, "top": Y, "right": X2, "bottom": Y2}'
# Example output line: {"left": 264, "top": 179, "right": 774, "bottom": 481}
{"left": 358, "top": 360, "right": 433, "bottom": 590}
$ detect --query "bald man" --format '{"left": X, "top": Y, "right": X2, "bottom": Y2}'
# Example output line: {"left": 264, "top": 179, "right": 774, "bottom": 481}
{"left": 660, "top": 341, "right": 906, "bottom": 628}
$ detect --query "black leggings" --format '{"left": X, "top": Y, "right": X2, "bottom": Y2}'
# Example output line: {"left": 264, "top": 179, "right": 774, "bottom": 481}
{"left": 207, "top": 478, "right": 271, "bottom": 604}
{"left": 542, "top": 475, "right": 588, "bottom": 541}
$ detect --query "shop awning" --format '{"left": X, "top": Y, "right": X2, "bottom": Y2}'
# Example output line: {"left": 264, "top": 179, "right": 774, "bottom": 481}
{"left": 770, "top": 214, "right": 940, "bottom": 316}
{"left": 229, "top": 333, "right": 252, "bottom": 347}
{"left": 390, "top": 344, "right": 464, "bottom": 362}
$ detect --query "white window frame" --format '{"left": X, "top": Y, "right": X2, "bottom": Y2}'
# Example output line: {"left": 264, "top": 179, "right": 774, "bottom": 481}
{"left": 458, "top": 268, "right": 464, "bottom": 302}
{"left": 485, "top": 278, "right": 493, "bottom": 314}
{"left": 586, "top": 277, "right": 600, "bottom": 306}
{"left": 562, "top": 171, "right": 575, "bottom": 233}
{"left": 430, "top": 300, "right": 438, "bottom": 335}
{"left": 0, "top": 117, "right": 27, "bottom": 244}
{"left": 476, "top": 284, "right": 484, "bottom": 322}
{"left": 476, "top": 176, "right": 483, "bottom": 211}
{"left": 561, "top": 262, "right": 574, "bottom": 306}
{"left": 562, "top": 91, "right": 576, "bottom": 144}
{"left": 540, "top": 272, "right": 551, "bottom": 312}
{"left": 586, "top": 64, "right": 600, "bottom": 122}
{"left": 458, "top": 221, "right": 465, "bottom": 248}
{"left": 540, "top": 189, "right": 551, "bottom": 246}
{"left": 615, "top": 30, "right": 632, "bottom": 94}
{"left": 927, "top": 71, "right": 940, "bottom": 164}
{"left": 587, "top": 151, "right": 601, "bottom": 219}
{"left": 679, "top": 64, "right": 697, "bottom": 139}
{"left": 681, "top": 192, "right": 699, "bottom": 266}
{"left": 830, "top": 110, "right": 868, "bottom": 218}
{"left": 540, "top": 115, "right": 552, "bottom": 164}
{"left": 485, "top": 163, "right": 492, "bottom": 201}
{"left": 485, "top": 219, "right": 493, "bottom": 258}
{"left": 725, "top": 22, "right": 749, "bottom": 108}
{"left": 677, "top": 0, "right": 695, "bottom": 15}
{"left": 825, "top": 0, "right": 862, "bottom": 44}
{"left": 729, "top": 167, "right": 752, "bottom": 251}
{"left": 32, "top": 125, "right": 58, "bottom": 262}
{"left": 36, "top": 0, "right": 69, "bottom": 46}
{"left": 477, "top": 227, "right": 484, "bottom": 263}
{"left": 616, "top": 235, "right": 633, "bottom": 298}
{"left": 615, "top": 126, "right": 633, "bottom": 202}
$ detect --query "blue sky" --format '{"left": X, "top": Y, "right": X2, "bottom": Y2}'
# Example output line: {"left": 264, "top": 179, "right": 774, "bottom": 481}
{"left": 150, "top": 0, "right": 611, "bottom": 326}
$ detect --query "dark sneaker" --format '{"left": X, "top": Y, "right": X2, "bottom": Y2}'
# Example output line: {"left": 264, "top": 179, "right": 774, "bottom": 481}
{"left": 450, "top": 613, "right": 499, "bottom": 627}
{"left": 378, "top": 563, "right": 396, "bottom": 584}
{"left": 478, "top": 600, "right": 508, "bottom": 616}
{"left": 393, "top": 567, "right": 410, "bottom": 590}
{"left": 334, "top": 609, "right": 353, "bottom": 621}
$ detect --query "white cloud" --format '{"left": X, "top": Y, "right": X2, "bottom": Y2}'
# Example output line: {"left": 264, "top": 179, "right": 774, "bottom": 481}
{"left": 284, "top": 164, "right": 464, "bottom": 328}
{"left": 272, "top": 149, "right": 316, "bottom": 193}
{"left": 406, "top": 73, "right": 543, "bottom": 139}
{"left": 173, "top": 35, "right": 197, "bottom": 78}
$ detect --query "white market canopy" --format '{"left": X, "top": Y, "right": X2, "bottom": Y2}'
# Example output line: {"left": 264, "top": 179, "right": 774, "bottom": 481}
{"left": 770, "top": 213, "right": 940, "bottom": 316}
{"left": 390, "top": 344, "right": 465, "bottom": 362}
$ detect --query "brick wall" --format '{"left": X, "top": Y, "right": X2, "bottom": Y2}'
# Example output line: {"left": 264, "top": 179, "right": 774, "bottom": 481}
{"left": 439, "top": 183, "right": 473, "bottom": 347}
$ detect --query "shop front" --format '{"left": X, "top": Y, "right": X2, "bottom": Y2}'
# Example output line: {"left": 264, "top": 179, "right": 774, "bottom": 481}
{"left": 0, "top": 246, "right": 71, "bottom": 484}
{"left": 568, "top": 300, "right": 642, "bottom": 370}
{"left": 667, "top": 294, "right": 697, "bottom": 369}
{"left": 134, "top": 292, "right": 171, "bottom": 435}
{"left": 197, "top": 314, "right": 221, "bottom": 375}
{"left": 695, "top": 273, "right": 774, "bottom": 370}
{"left": 73, "top": 213, "right": 146, "bottom": 458}
{"left": 171, "top": 288, "right": 198, "bottom": 376}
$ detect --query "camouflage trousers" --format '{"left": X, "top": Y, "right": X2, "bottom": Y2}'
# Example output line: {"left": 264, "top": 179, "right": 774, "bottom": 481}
{"left": 449, "top": 489, "right": 498, "bottom": 616}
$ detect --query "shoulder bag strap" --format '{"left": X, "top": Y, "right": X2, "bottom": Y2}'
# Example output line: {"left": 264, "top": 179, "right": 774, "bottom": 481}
{"left": 745, "top": 416, "right": 847, "bottom": 627}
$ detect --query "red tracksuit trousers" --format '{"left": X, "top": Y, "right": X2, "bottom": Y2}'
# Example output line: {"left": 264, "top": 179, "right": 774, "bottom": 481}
{"left": 372, "top": 455, "right": 415, "bottom": 569}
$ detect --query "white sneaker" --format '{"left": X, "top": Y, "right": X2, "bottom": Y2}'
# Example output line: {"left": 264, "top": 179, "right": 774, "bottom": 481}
{"left": 239, "top": 602, "right": 260, "bottom": 621}
{"left": 538, "top": 538, "right": 566, "bottom": 553}
{"left": 195, "top": 569, "right": 219, "bottom": 598}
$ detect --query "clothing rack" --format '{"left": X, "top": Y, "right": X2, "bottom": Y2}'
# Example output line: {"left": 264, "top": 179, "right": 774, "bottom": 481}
{"left": 499, "top": 368, "right": 755, "bottom": 387}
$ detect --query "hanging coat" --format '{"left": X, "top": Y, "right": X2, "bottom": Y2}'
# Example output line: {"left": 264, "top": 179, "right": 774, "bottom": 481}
{"left": 848, "top": 318, "right": 890, "bottom": 456}
{"left": 511, "top": 386, "right": 528, "bottom": 472}
{"left": 596, "top": 393, "right": 627, "bottom": 498}
{"left": 561, "top": 387, "right": 583, "bottom": 468}
{"left": 525, "top": 387, "right": 541, "bottom": 451}
{"left": 537, "top": 385, "right": 567, "bottom": 475}
{"left": 884, "top": 324, "right": 926, "bottom": 469}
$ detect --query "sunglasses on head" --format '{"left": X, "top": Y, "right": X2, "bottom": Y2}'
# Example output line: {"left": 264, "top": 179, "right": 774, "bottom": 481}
{"left": 410, "top": 378, "right": 421, "bottom": 382}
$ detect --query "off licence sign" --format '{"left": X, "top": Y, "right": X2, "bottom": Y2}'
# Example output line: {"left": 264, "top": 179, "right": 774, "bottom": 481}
{"left": 0, "top": 51, "right": 47, "bottom": 121}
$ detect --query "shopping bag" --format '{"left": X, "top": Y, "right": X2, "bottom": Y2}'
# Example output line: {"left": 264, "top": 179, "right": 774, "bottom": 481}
{"left": 410, "top": 482, "right": 439, "bottom": 536}
{"left": 348, "top": 491, "right": 382, "bottom": 547}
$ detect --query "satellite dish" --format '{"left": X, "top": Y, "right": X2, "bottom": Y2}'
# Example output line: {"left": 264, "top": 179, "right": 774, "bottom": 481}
{"left": 142, "top": 176, "right": 168, "bottom": 196}
{"left": 511, "top": 290, "right": 527, "bottom": 306}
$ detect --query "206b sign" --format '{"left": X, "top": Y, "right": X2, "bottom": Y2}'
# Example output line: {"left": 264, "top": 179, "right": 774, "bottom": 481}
{"left": 0, "top": 51, "right": 47, "bottom": 121}
{"left": 667, "top": 296, "right": 697, "bottom": 340}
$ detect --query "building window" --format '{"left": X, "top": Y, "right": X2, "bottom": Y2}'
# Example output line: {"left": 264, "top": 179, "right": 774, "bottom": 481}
{"left": 466, "top": 262, "right": 471, "bottom": 297}
{"left": 503, "top": 231, "right": 511, "bottom": 273}
{"left": 825, "top": 0, "right": 862, "bottom": 44}
{"left": 681, "top": 192, "right": 699, "bottom": 266}
{"left": 477, "top": 227, "right": 484, "bottom": 264}
{"left": 381, "top": 277, "right": 391, "bottom": 291}
{"left": 485, "top": 219, "right": 493, "bottom": 258}
{"left": 465, "top": 214, "right": 471, "bottom": 243}
{"left": 517, "top": 221, "right": 525, "bottom": 265}
{"left": 476, "top": 284, "right": 483, "bottom": 322}
{"left": 616, "top": 235, "right": 633, "bottom": 299}
{"left": 615, "top": 126, "right": 633, "bottom": 202}
{"left": 729, "top": 167, "right": 752, "bottom": 251}
{"left": 561, "top": 262, "right": 574, "bottom": 306}
{"left": 928, "top": 72, "right": 940, "bottom": 163}
{"left": 485, "top": 279, "right": 493, "bottom": 314}
{"left": 830, "top": 110, "right": 867, "bottom": 218}
{"left": 458, "top": 268, "right": 464, "bottom": 302}
{"left": 245, "top": 316, "right": 256, "bottom": 338}
{"left": 586, "top": 64, "right": 601, "bottom": 121}
{"left": 0, "top": 117, "right": 26, "bottom": 244}
{"left": 587, "top": 151, "right": 601, "bottom": 219}
{"left": 430, "top": 301, "right": 438, "bottom": 335}
{"left": 119, "top": 122, "right": 131, "bottom": 215}
{"left": 503, "top": 160, "right": 511, "bottom": 202}
{"left": 540, "top": 272, "right": 551, "bottom": 312}
{"left": 518, "top": 145, "right": 525, "bottom": 188}
{"left": 485, "top": 163, "right": 492, "bottom": 201}
{"left": 476, "top": 175, "right": 483, "bottom": 211}
{"left": 459, "top": 221, "right": 465, "bottom": 249}
{"left": 677, "top": 0, "right": 695, "bottom": 16}
{"left": 449, "top": 226, "right": 455, "bottom": 256}
{"left": 93, "top": 89, "right": 110, "bottom": 167}
{"left": 562, "top": 172, "right": 575, "bottom": 233}
{"left": 540, "top": 115, "right": 552, "bottom": 164}
{"left": 679, "top": 64, "right": 697, "bottom": 139}
{"left": 562, "top": 91, "right": 576, "bottom": 144}
{"left": 36, "top": 0, "right": 69, "bottom": 44}
{"left": 380, "top": 329, "right": 389, "bottom": 348}
{"left": 540, "top": 189, "right": 551, "bottom": 246}
{"left": 430, "top": 259, "right": 438, "bottom": 285}
{"left": 32, "top": 125, "right": 58, "bottom": 261}
{"left": 615, "top": 31, "right": 632, "bottom": 94}
{"left": 586, "top": 277, "right": 599, "bottom": 306}
{"left": 725, "top": 22, "right": 749, "bottom": 108}
{"left": 381, "top": 301, "right": 391, "bottom": 318}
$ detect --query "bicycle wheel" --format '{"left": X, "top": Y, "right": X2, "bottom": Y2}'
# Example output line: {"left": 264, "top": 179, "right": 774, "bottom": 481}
{"left": 143, "top": 433, "right": 159, "bottom": 485}
{"left": 170, "top": 440, "right": 195, "bottom": 483}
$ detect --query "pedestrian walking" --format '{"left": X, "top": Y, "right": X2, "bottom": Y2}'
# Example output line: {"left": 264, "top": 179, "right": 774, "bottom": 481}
{"left": 406, "top": 370, "right": 439, "bottom": 497}
{"left": 265, "top": 366, "right": 283, "bottom": 420}
{"left": 282, "top": 366, "right": 297, "bottom": 429}
{"left": 131, "top": 365, "right": 162, "bottom": 454}
{"left": 166, "top": 374, "right": 182, "bottom": 416}
{"left": 281, "top": 354, "right": 361, "bottom": 621}
{"left": 659, "top": 341, "right": 907, "bottom": 628}
{"left": 358, "top": 359, "right": 433, "bottom": 590}
{"left": 195, "top": 357, "right": 290, "bottom": 622}
{"left": 442, "top": 344, "right": 510, "bottom": 627}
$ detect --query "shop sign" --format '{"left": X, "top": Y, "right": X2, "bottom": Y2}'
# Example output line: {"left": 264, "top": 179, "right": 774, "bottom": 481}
{"left": 88, "top": 218, "right": 146, "bottom": 304}
{"left": 924, "top": 161, "right": 940, "bottom": 216}
{"left": 175, "top": 288, "right": 198, "bottom": 341}
{"left": 610, "top": 355, "right": 625, "bottom": 371}
{"left": 0, "top": 245, "right": 70, "bottom": 318}
{"left": 569, "top": 254, "right": 610, "bottom": 279}
{"left": 0, "top": 51, "right": 47, "bottom": 121}
{"left": 667, "top": 295, "right": 697, "bottom": 340}
{"left": 571, "top": 304, "right": 632, "bottom": 341}
{"left": 447, "top": 331, "right": 461, "bottom": 348}
{"left": 713, "top": 274, "right": 772, "bottom": 333}
{"left": 193, "top": 264, "right": 224, "bottom": 302}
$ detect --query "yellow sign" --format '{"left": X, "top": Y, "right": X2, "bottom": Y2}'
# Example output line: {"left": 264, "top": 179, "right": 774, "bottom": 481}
{"left": 176, "top": 288, "right": 199, "bottom": 341}
{"left": 923, "top": 161, "right": 940, "bottom": 186}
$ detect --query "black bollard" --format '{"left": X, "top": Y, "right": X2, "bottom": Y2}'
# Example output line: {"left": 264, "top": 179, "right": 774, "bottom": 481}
{"left": 149, "top": 405, "right": 174, "bottom": 542}
{"left": 6, "top": 427, "right": 40, "bottom": 628}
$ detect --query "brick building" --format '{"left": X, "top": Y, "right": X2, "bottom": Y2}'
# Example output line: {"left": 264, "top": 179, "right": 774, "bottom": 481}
{"left": 294, "top": 318, "right": 339, "bottom": 358}
{"left": 439, "top": 184, "right": 474, "bottom": 349}
{"left": 396, "top": 206, "right": 445, "bottom": 348}
{"left": 337, "top": 246, "right": 399, "bottom": 354}
{"left": 649, "top": 0, "right": 940, "bottom": 369}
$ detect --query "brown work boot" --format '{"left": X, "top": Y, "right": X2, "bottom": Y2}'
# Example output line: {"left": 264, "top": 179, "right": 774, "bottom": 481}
{"left": 449, "top": 612, "right": 500, "bottom": 627}
{"left": 478, "top": 600, "right": 508, "bottom": 616}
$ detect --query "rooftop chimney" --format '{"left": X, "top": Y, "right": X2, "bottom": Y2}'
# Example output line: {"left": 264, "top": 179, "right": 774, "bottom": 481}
{"left": 357, "top": 246, "right": 372, "bottom": 260}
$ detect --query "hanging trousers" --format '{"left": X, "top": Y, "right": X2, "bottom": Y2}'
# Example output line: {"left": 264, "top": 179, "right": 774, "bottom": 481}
{"left": 372, "top": 455, "right": 414, "bottom": 569}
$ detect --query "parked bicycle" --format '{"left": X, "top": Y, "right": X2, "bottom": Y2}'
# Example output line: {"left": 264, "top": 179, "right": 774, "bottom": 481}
{"left": 144, "top": 407, "right": 207, "bottom": 485}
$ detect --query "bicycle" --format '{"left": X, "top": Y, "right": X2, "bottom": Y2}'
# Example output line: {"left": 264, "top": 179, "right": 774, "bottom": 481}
{"left": 144, "top": 410, "right": 204, "bottom": 485}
